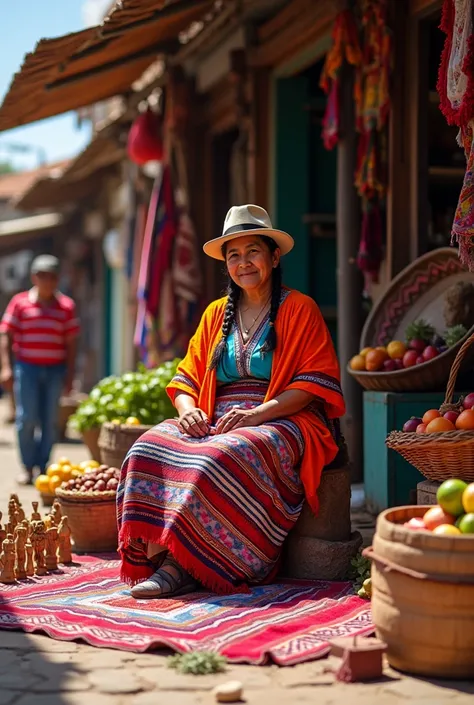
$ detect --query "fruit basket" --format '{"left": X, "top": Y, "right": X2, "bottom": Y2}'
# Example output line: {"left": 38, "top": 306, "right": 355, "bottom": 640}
{"left": 55, "top": 466, "right": 120, "bottom": 553}
{"left": 347, "top": 248, "right": 474, "bottom": 392}
{"left": 99, "top": 422, "right": 152, "bottom": 468}
{"left": 386, "top": 332, "right": 474, "bottom": 482}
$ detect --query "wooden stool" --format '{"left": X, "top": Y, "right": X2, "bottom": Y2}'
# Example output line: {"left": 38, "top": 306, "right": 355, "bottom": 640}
{"left": 417, "top": 480, "right": 440, "bottom": 506}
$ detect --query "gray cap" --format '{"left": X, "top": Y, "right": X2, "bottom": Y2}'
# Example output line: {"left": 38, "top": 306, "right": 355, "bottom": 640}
{"left": 30, "top": 254, "right": 60, "bottom": 275}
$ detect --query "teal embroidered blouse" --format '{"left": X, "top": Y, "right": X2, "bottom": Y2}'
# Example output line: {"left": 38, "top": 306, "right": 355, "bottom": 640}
{"left": 216, "top": 320, "right": 273, "bottom": 383}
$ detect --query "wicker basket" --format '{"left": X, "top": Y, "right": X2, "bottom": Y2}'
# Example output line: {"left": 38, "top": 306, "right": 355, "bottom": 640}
{"left": 98, "top": 422, "right": 152, "bottom": 468}
{"left": 40, "top": 491, "right": 55, "bottom": 507}
{"left": 55, "top": 487, "right": 118, "bottom": 553}
{"left": 386, "top": 331, "right": 474, "bottom": 482}
{"left": 347, "top": 247, "right": 474, "bottom": 392}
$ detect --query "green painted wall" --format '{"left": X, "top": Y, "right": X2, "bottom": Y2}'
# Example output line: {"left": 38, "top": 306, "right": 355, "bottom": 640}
{"left": 274, "top": 76, "right": 310, "bottom": 294}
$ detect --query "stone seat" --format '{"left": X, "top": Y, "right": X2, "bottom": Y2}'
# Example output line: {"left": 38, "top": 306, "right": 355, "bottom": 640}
{"left": 281, "top": 445, "right": 362, "bottom": 581}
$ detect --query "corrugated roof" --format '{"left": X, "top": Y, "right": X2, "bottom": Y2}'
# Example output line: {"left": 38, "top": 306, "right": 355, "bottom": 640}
{"left": 0, "top": 0, "right": 214, "bottom": 133}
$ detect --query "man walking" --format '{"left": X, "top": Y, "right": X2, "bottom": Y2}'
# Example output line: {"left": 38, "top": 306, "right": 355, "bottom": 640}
{"left": 0, "top": 255, "right": 79, "bottom": 485}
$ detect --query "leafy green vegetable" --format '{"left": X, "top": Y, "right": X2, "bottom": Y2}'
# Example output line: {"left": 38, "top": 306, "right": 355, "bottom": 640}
{"left": 349, "top": 552, "right": 371, "bottom": 594}
{"left": 168, "top": 652, "right": 227, "bottom": 675}
{"left": 70, "top": 359, "right": 180, "bottom": 432}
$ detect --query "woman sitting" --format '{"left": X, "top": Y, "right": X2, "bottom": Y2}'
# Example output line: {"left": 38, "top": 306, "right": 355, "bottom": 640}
{"left": 117, "top": 204, "right": 345, "bottom": 598}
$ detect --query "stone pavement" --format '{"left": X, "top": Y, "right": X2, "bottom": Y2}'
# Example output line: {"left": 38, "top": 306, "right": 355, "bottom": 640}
{"left": 0, "top": 405, "right": 473, "bottom": 704}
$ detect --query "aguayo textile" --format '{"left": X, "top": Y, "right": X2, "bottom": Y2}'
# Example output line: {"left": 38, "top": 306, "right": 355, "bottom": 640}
{"left": 0, "top": 554, "right": 373, "bottom": 664}
{"left": 118, "top": 380, "right": 305, "bottom": 593}
{"left": 438, "top": 0, "right": 474, "bottom": 269}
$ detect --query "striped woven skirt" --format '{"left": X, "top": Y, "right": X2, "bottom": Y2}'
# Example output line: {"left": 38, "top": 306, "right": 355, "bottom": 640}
{"left": 117, "top": 380, "right": 305, "bottom": 593}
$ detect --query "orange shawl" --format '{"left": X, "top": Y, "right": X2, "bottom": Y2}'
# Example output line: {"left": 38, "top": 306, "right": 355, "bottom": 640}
{"left": 167, "top": 289, "right": 346, "bottom": 514}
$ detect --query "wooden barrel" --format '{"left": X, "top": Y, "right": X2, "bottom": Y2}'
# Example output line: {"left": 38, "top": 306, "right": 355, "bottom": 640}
{"left": 98, "top": 422, "right": 152, "bottom": 468}
{"left": 366, "top": 505, "right": 474, "bottom": 678}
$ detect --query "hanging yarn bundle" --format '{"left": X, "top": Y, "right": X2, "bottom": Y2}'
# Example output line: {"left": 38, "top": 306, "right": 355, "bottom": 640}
{"left": 438, "top": 0, "right": 474, "bottom": 270}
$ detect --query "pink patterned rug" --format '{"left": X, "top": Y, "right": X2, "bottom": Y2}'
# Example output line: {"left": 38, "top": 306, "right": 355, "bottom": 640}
{"left": 0, "top": 554, "right": 373, "bottom": 665}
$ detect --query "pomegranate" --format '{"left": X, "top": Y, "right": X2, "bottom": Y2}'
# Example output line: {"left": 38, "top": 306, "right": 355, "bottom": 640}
{"left": 416, "top": 356, "right": 424, "bottom": 365}
{"left": 383, "top": 359, "right": 398, "bottom": 371}
{"left": 393, "top": 359, "right": 404, "bottom": 370}
{"left": 443, "top": 410, "right": 459, "bottom": 424}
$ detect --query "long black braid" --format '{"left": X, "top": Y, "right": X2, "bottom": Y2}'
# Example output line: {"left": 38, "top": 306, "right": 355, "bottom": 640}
{"left": 209, "top": 235, "right": 282, "bottom": 370}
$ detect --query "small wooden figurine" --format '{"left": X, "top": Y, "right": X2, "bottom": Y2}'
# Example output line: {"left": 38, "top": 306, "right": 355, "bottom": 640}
{"left": 58, "top": 516, "right": 72, "bottom": 564}
{"left": 31, "top": 502, "right": 41, "bottom": 522}
{"left": 16, "top": 503, "right": 26, "bottom": 523}
{"left": 0, "top": 534, "right": 16, "bottom": 583}
{"left": 0, "top": 514, "right": 5, "bottom": 546}
{"left": 45, "top": 526, "right": 59, "bottom": 571}
{"left": 51, "top": 500, "right": 62, "bottom": 526}
{"left": 25, "top": 539, "right": 34, "bottom": 577}
{"left": 8, "top": 499, "right": 18, "bottom": 531}
{"left": 14, "top": 525, "right": 27, "bottom": 580}
{"left": 31, "top": 521, "right": 47, "bottom": 575}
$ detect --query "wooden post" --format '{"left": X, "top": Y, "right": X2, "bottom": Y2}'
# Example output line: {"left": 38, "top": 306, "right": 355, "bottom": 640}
{"left": 336, "top": 65, "right": 363, "bottom": 482}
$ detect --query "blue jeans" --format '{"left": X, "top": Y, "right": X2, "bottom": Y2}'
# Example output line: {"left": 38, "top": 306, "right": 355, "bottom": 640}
{"left": 14, "top": 361, "right": 66, "bottom": 472}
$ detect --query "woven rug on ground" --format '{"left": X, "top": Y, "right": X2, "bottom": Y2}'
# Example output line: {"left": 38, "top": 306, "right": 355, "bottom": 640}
{"left": 0, "top": 555, "right": 373, "bottom": 666}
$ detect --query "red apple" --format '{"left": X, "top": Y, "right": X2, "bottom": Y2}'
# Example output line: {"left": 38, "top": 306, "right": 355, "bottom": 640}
{"left": 443, "top": 410, "right": 459, "bottom": 424}
{"left": 393, "top": 359, "right": 404, "bottom": 370}
{"left": 422, "top": 345, "right": 439, "bottom": 361}
{"left": 416, "top": 356, "right": 424, "bottom": 365}
{"left": 416, "top": 423, "right": 427, "bottom": 434}
{"left": 409, "top": 338, "right": 426, "bottom": 353}
{"left": 463, "top": 393, "right": 474, "bottom": 410}
{"left": 383, "top": 359, "right": 398, "bottom": 371}
{"left": 403, "top": 350, "right": 419, "bottom": 368}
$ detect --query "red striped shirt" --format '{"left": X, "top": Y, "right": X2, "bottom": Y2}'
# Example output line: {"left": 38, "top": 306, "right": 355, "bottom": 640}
{"left": 0, "top": 289, "right": 80, "bottom": 365}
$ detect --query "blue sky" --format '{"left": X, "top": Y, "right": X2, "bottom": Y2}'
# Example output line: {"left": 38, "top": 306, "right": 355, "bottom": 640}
{"left": 0, "top": 1, "right": 110, "bottom": 171}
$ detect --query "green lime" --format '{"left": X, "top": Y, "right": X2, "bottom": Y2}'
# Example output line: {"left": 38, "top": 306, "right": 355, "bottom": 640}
{"left": 458, "top": 513, "right": 474, "bottom": 534}
{"left": 437, "top": 479, "right": 468, "bottom": 517}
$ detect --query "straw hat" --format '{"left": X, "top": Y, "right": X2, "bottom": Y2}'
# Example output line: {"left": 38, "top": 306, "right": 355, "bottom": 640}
{"left": 203, "top": 204, "right": 294, "bottom": 261}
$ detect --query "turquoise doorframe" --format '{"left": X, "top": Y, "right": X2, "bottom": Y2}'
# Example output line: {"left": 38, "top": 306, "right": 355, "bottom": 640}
{"left": 272, "top": 75, "right": 310, "bottom": 294}
{"left": 103, "top": 260, "right": 112, "bottom": 377}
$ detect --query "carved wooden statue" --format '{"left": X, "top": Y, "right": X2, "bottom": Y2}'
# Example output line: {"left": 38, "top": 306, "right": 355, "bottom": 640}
{"left": 8, "top": 499, "right": 18, "bottom": 531}
{"left": 0, "top": 534, "right": 16, "bottom": 583}
{"left": 31, "top": 502, "right": 41, "bottom": 522}
{"left": 51, "top": 500, "right": 62, "bottom": 526}
{"left": 58, "top": 516, "right": 72, "bottom": 564}
{"left": 25, "top": 539, "right": 34, "bottom": 577}
{"left": 14, "top": 525, "right": 27, "bottom": 580}
{"left": 31, "top": 520, "right": 47, "bottom": 575}
{"left": 0, "top": 514, "right": 5, "bottom": 546}
{"left": 45, "top": 526, "right": 59, "bottom": 572}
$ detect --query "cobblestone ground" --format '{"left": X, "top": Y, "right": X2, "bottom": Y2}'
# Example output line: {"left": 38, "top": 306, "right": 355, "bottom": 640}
{"left": 0, "top": 404, "right": 473, "bottom": 704}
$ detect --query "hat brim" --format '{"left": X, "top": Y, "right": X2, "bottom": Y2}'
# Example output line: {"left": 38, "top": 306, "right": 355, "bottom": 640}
{"left": 203, "top": 228, "right": 294, "bottom": 261}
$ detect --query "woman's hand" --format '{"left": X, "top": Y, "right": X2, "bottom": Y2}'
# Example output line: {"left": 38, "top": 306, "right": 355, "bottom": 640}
{"left": 215, "top": 407, "right": 262, "bottom": 434}
{"left": 178, "top": 408, "right": 210, "bottom": 438}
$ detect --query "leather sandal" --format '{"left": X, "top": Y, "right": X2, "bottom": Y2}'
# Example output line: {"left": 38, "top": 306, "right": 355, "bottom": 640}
{"left": 131, "top": 555, "right": 198, "bottom": 599}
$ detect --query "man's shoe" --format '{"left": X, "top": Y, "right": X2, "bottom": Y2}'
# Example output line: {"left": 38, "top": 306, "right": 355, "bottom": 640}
{"left": 16, "top": 468, "right": 33, "bottom": 486}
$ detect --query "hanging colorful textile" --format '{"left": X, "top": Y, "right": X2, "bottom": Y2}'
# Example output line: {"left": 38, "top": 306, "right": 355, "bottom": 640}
{"left": 319, "top": 7, "right": 362, "bottom": 150}
{"left": 438, "top": 0, "right": 474, "bottom": 269}
{"left": 354, "top": 0, "right": 392, "bottom": 294}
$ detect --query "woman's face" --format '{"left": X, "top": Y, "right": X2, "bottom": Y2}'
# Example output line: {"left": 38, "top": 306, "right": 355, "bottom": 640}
{"left": 225, "top": 235, "right": 280, "bottom": 293}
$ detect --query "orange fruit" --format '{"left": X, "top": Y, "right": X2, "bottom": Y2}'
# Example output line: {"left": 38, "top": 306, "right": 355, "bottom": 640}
{"left": 386, "top": 340, "right": 407, "bottom": 360}
{"left": 46, "top": 463, "right": 62, "bottom": 478}
{"left": 376, "top": 346, "right": 387, "bottom": 352}
{"left": 349, "top": 354, "right": 366, "bottom": 371}
{"left": 48, "top": 475, "right": 63, "bottom": 493}
{"left": 35, "top": 474, "right": 51, "bottom": 493}
{"left": 455, "top": 409, "right": 474, "bottom": 431}
{"left": 425, "top": 417, "right": 455, "bottom": 433}
{"left": 432, "top": 524, "right": 461, "bottom": 536}
{"left": 422, "top": 408, "right": 441, "bottom": 424}
{"left": 462, "top": 483, "right": 474, "bottom": 513}
{"left": 423, "top": 505, "right": 456, "bottom": 530}
{"left": 359, "top": 347, "right": 373, "bottom": 358}
{"left": 365, "top": 349, "right": 388, "bottom": 371}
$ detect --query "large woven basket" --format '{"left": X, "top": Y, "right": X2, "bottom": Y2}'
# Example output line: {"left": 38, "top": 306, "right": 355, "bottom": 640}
{"left": 99, "top": 422, "right": 152, "bottom": 468}
{"left": 347, "top": 248, "right": 474, "bottom": 392}
{"left": 386, "top": 331, "right": 474, "bottom": 482}
{"left": 81, "top": 427, "right": 102, "bottom": 462}
{"left": 56, "top": 487, "right": 118, "bottom": 553}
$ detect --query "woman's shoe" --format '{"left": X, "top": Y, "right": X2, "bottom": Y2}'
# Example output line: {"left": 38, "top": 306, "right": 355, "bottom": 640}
{"left": 131, "top": 555, "right": 198, "bottom": 599}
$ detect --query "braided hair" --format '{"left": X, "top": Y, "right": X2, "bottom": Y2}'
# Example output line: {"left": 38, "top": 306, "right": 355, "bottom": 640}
{"left": 209, "top": 235, "right": 283, "bottom": 370}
